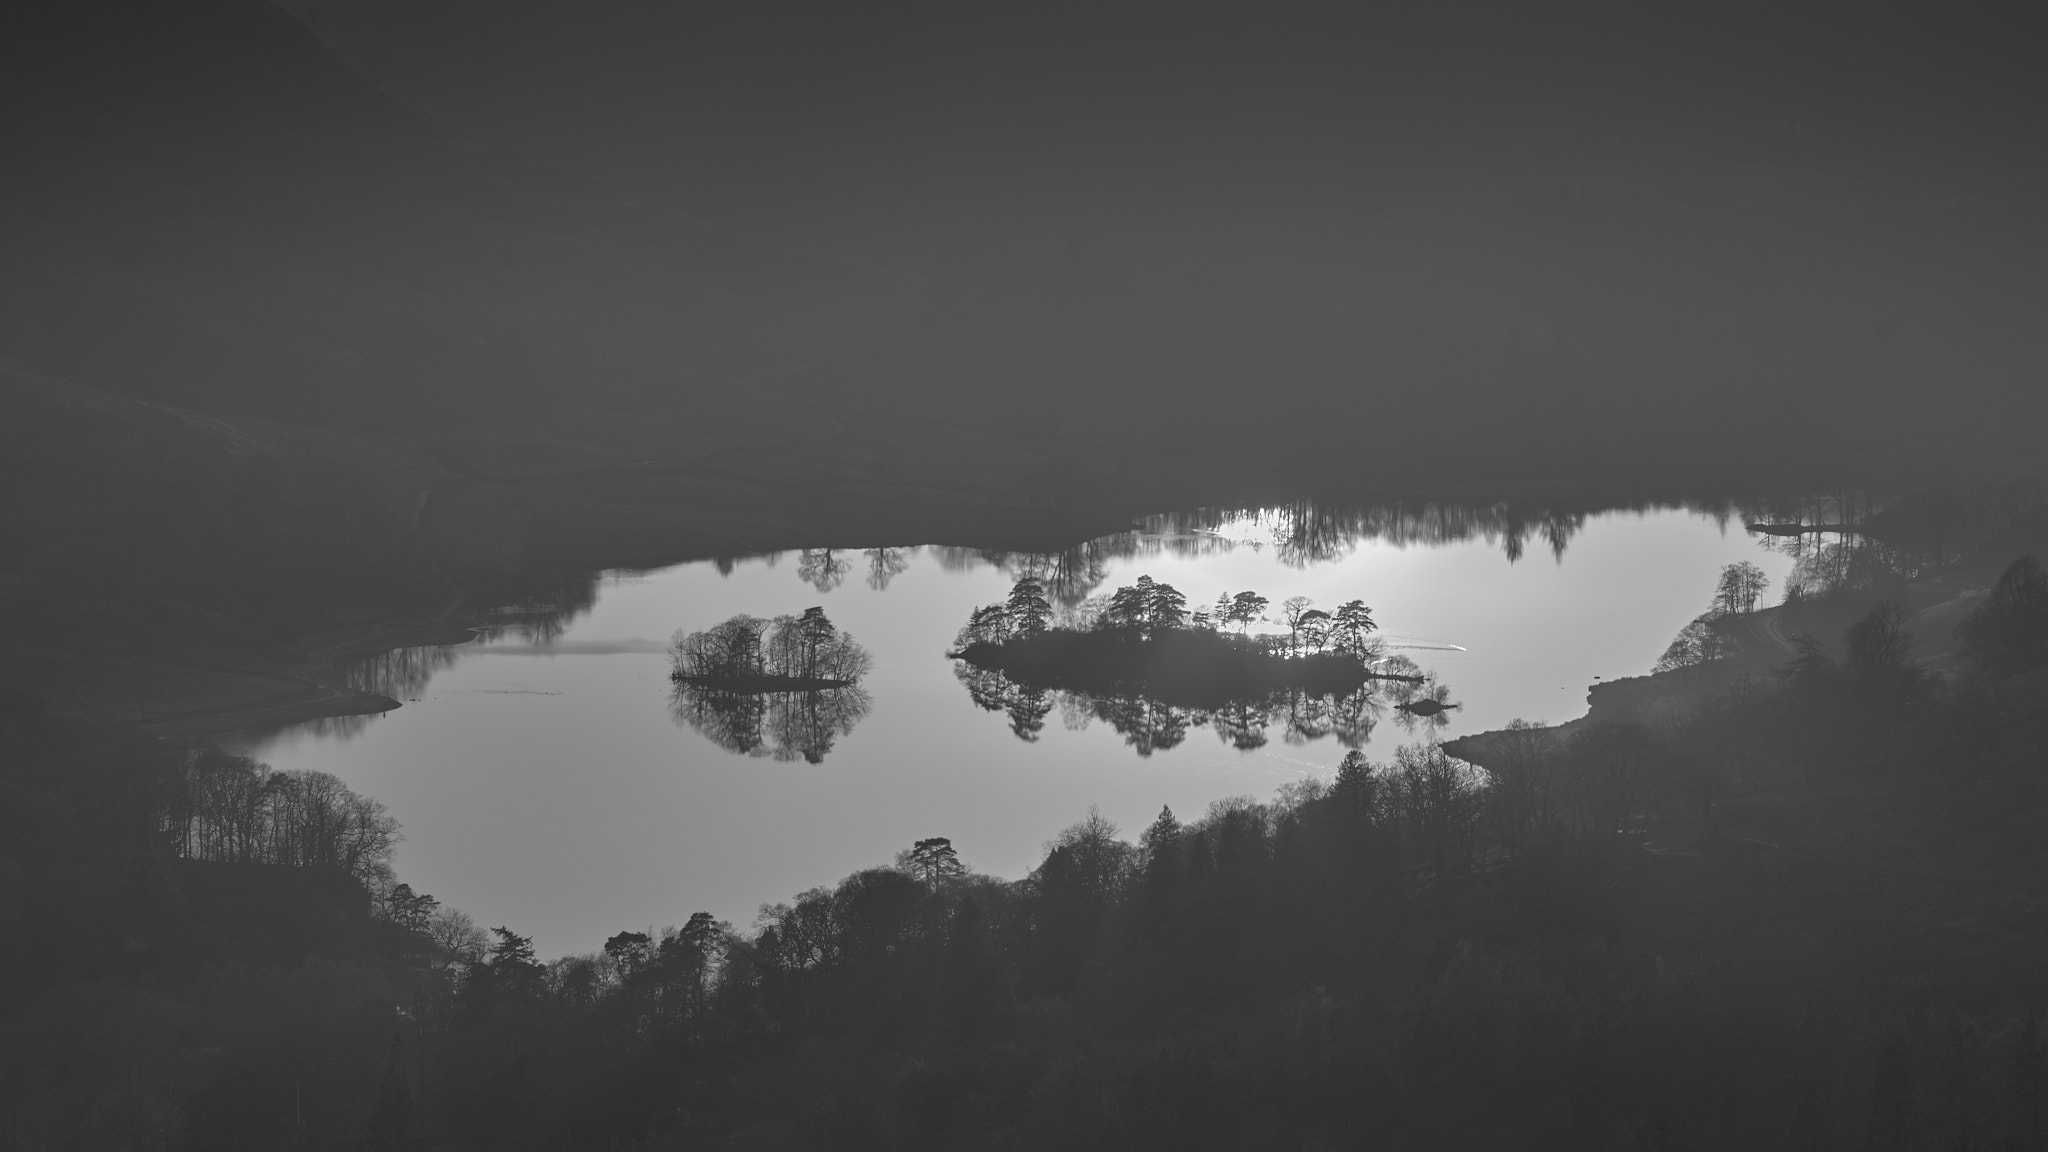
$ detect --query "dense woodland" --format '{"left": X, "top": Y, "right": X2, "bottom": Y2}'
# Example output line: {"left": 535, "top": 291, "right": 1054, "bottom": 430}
{"left": 6, "top": 549, "right": 2048, "bottom": 1148}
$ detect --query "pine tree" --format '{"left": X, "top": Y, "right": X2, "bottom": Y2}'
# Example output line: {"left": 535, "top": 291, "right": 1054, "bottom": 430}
{"left": 1332, "top": 599, "right": 1377, "bottom": 656}
{"left": 909, "top": 837, "right": 967, "bottom": 884}
{"left": 1147, "top": 581, "right": 1190, "bottom": 632}
{"left": 1005, "top": 579, "right": 1053, "bottom": 637}
{"left": 1228, "top": 591, "right": 1271, "bottom": 635}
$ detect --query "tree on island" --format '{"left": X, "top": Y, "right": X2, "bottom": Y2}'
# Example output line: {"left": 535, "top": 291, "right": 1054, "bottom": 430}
{"left": 1148, "top": 580, "right": 1190, "bottom": 632}
{"left": 1006, "top": 578, "right": 1053, "bottom": 637}
{"left": 1282, "top": 596, "right": 1315, "bottom": 654}
{"left": 672, "top": 607, "right": 870, "bottom": 685}
{"left": 955, "top": 604, "right": 1012, "bottom": 649}
{"left": 1225, "top": 591, "right": 1270, "bottom": 635}
{"left": 1298, "top": 607, "right": 1332, "bottom": 653}
{"left": 1104, "top": 576, "right": 1156, "bottom": 633}
{"left": 1100, "top": 575, "right": 1191, "bottom": 638}
{"left": 1331, "top": 599, "right": 1378, "bottom": 658}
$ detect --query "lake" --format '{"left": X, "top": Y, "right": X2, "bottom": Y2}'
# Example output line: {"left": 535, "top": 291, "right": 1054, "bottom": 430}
{"left": 234, "top": 503, "right": 1792, "bottom": 956}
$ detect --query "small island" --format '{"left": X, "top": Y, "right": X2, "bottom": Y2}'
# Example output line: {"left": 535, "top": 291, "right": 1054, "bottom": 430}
{"left": 950, "top": 576, "right": 1422, "bottom": 709}
{"left": 670, "top": 606, "right": 873, "bottom": 690}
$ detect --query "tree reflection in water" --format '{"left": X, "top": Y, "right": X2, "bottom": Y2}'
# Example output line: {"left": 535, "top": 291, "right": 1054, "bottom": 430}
{"left": 924, "top": 497, "right": 1759, "bottom": 614}
{"left": 345, "top": 644, "right": 463, "bottom": 700}
{"left": 956, "top": 662, "right": 1431, "bottom": 757}
{"left": 1391, "top": 675, "right": 1459, "bottom": 734}
{"left": 671, "top": 682, "right": 874, "bottom": 764}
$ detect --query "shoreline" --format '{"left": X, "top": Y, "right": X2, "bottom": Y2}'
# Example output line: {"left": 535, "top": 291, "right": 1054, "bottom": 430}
{"left": 1444, "top": 583, "right": 1988, "bottom": 769}
{"left": 127, "top": 510, "right": 1146, "bottom": 743}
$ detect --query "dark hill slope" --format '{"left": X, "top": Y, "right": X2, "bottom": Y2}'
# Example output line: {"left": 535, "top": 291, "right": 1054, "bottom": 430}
{"left": 2, "top": 0, "right": 632, "bottom": 435}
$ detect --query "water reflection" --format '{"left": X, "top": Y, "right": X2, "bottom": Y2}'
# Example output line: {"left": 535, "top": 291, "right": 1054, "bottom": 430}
{"left": 863, "top": 546, "right": 916, "bottom": 591}
{"left": 1139, "top": 502, "right": 1604, "bottom": 567}
{"left": 670, "top": 683, "right": 874, "bottom": 764}
{"left": 1391, "top": 676, "right": 1460, "bottom": 734}
{"left": 347, "top": 644, "right": 463, "bottom": 700}
{"left": 923, "top": 497, "right": 1752, "bottom": 612}
{"left": 797, "top": 548, "right": 853, "bottom": 593}
{"left": 268, "top": 496, "right": 1797, "bottom": 755}
{"left": 954, "top": 663, "right": 1449, "bottom": 759}
{"left": 470, "top": 575, "right": 602, "bottom": 645}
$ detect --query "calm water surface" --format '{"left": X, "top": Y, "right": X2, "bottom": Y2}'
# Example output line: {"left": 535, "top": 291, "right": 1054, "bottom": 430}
{"left": 242, "top": 507, "right": 1791, "bottom": 955}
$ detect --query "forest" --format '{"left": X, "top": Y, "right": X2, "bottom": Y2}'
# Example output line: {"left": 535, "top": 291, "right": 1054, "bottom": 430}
{"left": 10, "top": 550, "right": 2048, "bottom": 1148}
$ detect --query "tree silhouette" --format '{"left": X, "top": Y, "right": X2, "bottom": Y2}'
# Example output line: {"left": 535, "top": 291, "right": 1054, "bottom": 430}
{"left": 1655, "top": 614, "right": 1732, "bottom": 672}
{"left": 1298, "top": 608, "right": 1332, "bottom": 653}
{"left": 1147, "top": 580, "right": 1190, "bottom": 632}
{"left": 384, "top": 882, "right": 440, "bottom": 934}
{"left": 427, "top": 907, "right": 489, "bottom": 966}
{"left": 1331, "top": 599, "right": 1378, "bottom": 658}
{"left": 1005, "top": 578, "right": 1053, "bottom": 637}
{"left": 1281, "top": 596, "right": 1315, "bottom": 654}
{"left": 1136, "top": 805, "right": 1184, "bottom": 939}
{"left": 1105, "top": 576, "right": 1158, "bottom": 634}
{"left": 908, "top": 837, "right": 967, "bottom": 885}
{"left": 603, "top": 930, "right": 653, "bottom": 983}
{"left": 1226, "top": 591, "right": 1270, "bottom": 635}
{"left": 1715, "top": 561, "right": 1771, "bottom": 614}
{"left": 956, "top": 603, "right": 1011, "bottom": 648}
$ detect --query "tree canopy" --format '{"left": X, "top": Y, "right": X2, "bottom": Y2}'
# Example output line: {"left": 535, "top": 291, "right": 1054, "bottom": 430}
{"left": 671, "top": 607, "right": 871, "bottom": 685}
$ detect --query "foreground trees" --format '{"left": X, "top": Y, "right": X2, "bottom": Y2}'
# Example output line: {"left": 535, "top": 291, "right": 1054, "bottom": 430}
{"left": 24, "top": 560, "right": 2048, "bottom": 1151}
{"left": 1959, "top": 554, "right": 2048, "bottom": 675}
{"left": 164, "top": 752, "right": 399, "bottom": 886}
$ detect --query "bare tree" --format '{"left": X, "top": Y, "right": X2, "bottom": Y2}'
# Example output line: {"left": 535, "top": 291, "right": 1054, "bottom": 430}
{"left": 1281, "top": 596, "right": 1315, "bottom": 654}
{"left": 427, "top": 906, "right": 489, "bottom": 967}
